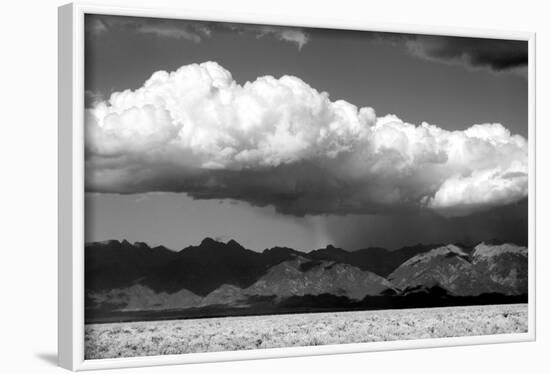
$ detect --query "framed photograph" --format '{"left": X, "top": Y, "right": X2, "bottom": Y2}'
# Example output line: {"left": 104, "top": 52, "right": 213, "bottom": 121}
{"left": 58, "top": 2, "right": 536, "bottom": 371}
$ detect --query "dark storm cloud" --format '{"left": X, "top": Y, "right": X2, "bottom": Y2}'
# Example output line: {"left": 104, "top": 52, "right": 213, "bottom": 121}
{"left": 369, "top": 32, "right": 528, "bottom": 72}
{"left": 406, "top": 36, "right": 528, "bottom": 71}
{"left": 86, "top": 159, "right": 418, "bottom": 217}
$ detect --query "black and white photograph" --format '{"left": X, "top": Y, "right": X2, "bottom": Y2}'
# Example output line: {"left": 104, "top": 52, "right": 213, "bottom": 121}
{"left": 83, "top": 13, "right": 529, "bottom": 360}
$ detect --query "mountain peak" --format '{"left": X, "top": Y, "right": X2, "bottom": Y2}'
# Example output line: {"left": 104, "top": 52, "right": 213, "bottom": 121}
{"left": 397, "top": 244, "right": 468, "bottom": 268}
{"left": 200, "top": 237, "right": 219, "bottom": 246}
{"left": 134, "top": 241, "right": 150, "bottom": 249}
{"left": 227, "top": 239, "right": 243, "bottom": 248}
{"left": 473, "top": 242, "right": 527, "bottom": 258}
{"left": 196, "top": 237, "right": 247, "bottom": 252}
{"left": 263, "top": 246, "right": 297, "bottom": 254}
{"left": 93, "top": 239, "right": 121, "bottom": 246}
{"left": 322, "top": 244, "right": 345, "bottom": 252}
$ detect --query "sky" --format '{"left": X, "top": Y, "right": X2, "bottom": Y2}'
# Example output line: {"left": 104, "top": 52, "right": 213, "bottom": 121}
{"left": 84, "top": 14, "right": 528, "bottom": 251}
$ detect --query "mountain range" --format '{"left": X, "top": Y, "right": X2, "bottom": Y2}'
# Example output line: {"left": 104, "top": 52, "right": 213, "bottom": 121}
{"left": 85, "top": 238, "right": 528, "bottom": 323}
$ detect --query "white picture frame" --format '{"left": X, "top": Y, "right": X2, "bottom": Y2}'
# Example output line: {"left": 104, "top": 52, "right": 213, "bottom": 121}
{"left": 58, "top": 1, "right": 537, "bottom": 371}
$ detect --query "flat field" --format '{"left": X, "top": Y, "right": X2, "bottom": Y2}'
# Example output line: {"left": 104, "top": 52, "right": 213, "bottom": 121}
{"left": 85, "top": 303, "right": 527, "bottom": 359}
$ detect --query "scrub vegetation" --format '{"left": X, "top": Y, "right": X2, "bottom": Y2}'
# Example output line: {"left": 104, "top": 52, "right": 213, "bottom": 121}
{"left": 85, "top": 303, "right": 527, "bottom": 359}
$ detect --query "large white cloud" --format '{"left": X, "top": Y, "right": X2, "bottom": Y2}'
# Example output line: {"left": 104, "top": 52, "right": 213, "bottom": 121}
{"left": 85, "top": 61, "right": 528, "bottom": 217}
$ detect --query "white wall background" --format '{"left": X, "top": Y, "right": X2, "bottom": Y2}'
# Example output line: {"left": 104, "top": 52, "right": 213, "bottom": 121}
{"left": 0, "top": 0, "right": 548, "bottom": 372}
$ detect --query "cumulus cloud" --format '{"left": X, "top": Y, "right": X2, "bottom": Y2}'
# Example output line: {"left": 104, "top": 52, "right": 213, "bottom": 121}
{"left": 427, "top": 167, "right": 528, "bottom": 216}
{"left": 85, "top": 62, "right": 528, "bottom": 217}
{"left": 85, "top": 15, "right": 309, "bottom": 50}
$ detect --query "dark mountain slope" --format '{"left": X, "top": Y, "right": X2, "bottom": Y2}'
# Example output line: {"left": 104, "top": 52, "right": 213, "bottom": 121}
{"left": 86, "top": 238, "right": 300, "bottom": 296}
{"left": 308, "top": 243, "right": 441, "bottom": 276}
{"left": 85, "top": 240, "right": 178, "bottom": 292}
{"left": 145, "top": 238, "right": 267, "bottom": 295}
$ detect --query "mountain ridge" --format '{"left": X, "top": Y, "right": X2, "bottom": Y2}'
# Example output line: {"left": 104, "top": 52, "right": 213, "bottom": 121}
{"left": 85, "top": 238, "right": 528, "bottom": 322}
